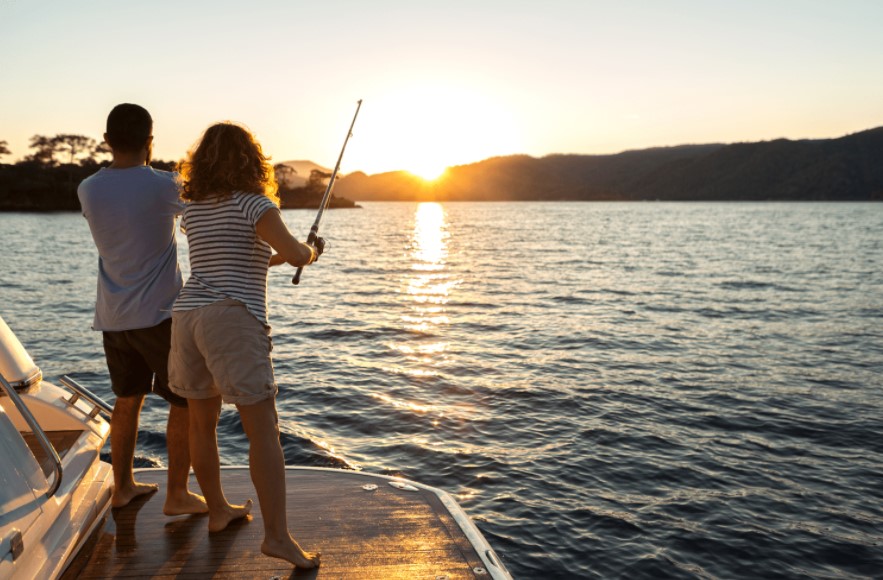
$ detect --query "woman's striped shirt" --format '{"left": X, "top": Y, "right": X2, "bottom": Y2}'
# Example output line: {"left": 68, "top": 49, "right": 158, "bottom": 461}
{"left": 174, "top": 192, "right": 278, "bottom": 326}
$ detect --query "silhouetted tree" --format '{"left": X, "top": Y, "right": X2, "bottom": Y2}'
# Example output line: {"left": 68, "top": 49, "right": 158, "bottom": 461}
{"left": 306, "top": 169, "right": 332, "bottom": 194}
{"left": 277, "top": 169, "right": 334, "bottom": 209}
{"left": 53, "top": 134, "right": 98, "bottom": 165}
{"left": 274, "top": 163, "right": 297, "bottom": 189}
{"left": 25, "top": 135, "right": 58, "bottom": 165}
{"left": 0, "top": 140, "right": 10, "bottom": 160}
{"left": 94, "top": 141, "right": 112, "bottom": 163}
{"left": 23, "top": 134, "right": 107, "bottom": 166}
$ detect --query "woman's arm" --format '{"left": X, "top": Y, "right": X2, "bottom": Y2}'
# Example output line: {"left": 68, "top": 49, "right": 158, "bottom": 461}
{"left": 256, "top": 208, "right": 317, "bottom": 267}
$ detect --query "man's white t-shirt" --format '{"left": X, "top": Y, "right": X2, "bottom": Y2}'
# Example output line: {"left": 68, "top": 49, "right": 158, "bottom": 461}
{"left": 78, "top": 166, "right": 183, "bottom": 332}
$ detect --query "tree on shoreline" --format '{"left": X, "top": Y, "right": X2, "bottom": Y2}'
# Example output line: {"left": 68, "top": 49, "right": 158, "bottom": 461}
{"left": 274, "top": 163, "right": 297, "bottom": 188}
{"left": 2, "top": 136, "right": 362, "bottom": 211}
{"left": 25, "top": 134, "right": 107, "bottom": 166}
{"left": 275, "top": 168, "right": 356, "bottom": 209}
{"left": 55, "top": 134, "right": 98, "bottom": 165}
{"left": 306, "top": 168, "right": 332, "bottom": 193}
{"left": 25, "top": 135, "right": 57, "bottom": 165}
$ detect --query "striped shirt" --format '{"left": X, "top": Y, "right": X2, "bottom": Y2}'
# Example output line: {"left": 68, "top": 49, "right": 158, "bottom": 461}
{"left": 174, "top": 192, "right": 278, "bottom": 326}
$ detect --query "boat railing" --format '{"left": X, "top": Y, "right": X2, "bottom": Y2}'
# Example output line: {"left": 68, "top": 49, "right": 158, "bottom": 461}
{"left": 0, "top": 372, "right": 63, "bottom": 498}
{"left": 59, "top": 375, "right": 114, "bottom": 419}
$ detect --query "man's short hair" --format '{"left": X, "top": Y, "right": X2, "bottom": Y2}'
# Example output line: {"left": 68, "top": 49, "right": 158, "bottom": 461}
{"left": 106, "top": 104, "right": 152, "bottom": 153}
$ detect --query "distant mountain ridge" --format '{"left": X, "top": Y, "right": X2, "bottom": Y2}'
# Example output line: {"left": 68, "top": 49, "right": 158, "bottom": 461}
{"left": 335, "top": 127, "right": 883, "bottom": 201}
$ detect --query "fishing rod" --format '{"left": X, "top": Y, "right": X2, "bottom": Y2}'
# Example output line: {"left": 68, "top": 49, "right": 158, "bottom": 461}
{"left": 292, "top": 99, "right": 362, "bottom": 285}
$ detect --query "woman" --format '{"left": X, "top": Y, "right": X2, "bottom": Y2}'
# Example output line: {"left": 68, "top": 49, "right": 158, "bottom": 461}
{"left": 168, "top": 122, "right": 321, "bottom": 568}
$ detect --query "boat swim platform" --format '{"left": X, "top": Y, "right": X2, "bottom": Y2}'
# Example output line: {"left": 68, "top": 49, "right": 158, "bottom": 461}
{"left": 62, "top": 466, "right": 510, "bottom": 579}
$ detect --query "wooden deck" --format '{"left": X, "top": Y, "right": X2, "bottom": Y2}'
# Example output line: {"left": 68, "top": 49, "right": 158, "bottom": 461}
{"left": 62, "top": 467, "right": 501, "bottom": 579}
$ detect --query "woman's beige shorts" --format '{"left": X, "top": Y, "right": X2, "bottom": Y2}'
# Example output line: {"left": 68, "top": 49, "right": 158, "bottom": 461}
{"left": 169, "top": 299, "right": 277, "bottom": 406}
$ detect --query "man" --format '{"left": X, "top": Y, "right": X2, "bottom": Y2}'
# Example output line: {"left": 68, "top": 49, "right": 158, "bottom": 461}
{"left": 78, "top": 103, "right": 205, "bottom": 514}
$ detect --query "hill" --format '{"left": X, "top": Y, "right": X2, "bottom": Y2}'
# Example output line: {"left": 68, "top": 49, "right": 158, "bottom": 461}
{"left": 276, "top": 160, "right": 332, "bottom": 188}
{"left": 335, "top": 127, "right": 883, "bottom": 201}
{"left": 3, "top": 129, "right": 880, "bottom": 210}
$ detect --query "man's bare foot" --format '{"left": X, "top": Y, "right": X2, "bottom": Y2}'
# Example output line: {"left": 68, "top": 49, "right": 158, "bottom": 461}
{"left": 163, "top": 491, "right": 209, "bottom": 516}
{"left": 112, "top": 481, "right": 158, "bottom": 508}
{"left": 261, "top": 534, "right": 321, "bottom": 568}
{"left": 207, "top": 499, "right": 253, "bottom": 532}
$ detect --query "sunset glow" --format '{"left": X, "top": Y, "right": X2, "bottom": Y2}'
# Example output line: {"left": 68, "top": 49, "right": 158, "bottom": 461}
{"left": 408, "top": 167, "right": 447, "bottom": 183}
{"left": 348, "top": 84, "right": 523, "bottom": 177}
{"left": 1, "top": 2, "right": 881, "bottom": 175}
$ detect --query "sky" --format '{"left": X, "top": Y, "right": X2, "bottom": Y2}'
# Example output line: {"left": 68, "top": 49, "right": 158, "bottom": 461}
{"left": 1, "top": 0, "right": 882, "bottom": 178}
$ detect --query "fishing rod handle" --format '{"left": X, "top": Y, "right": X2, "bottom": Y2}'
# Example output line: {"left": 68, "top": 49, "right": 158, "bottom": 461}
{"left": 291, "top": 229, "right": 319, "bottom": 285}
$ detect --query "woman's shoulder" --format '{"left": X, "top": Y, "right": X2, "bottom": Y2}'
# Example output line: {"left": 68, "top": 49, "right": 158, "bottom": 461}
{"left": 232, "top": 190, "right": 277, "bottom": 203}
{"left": 232, "top": 191, "right": 279, "bottom": 215}
{"left": 228, "top": 192, "right": 276, "bottom": 227}
{"left": 182, "top": 194, "right": 236, "bottom": 215}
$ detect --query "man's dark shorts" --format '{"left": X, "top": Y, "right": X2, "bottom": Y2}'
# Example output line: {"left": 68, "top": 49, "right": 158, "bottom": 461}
{"left": 102, "top": 318, "right": 187, "bottom": 408}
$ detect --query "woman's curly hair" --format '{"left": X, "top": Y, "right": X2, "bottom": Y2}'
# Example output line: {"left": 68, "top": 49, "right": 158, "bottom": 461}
{"left": 178, "top": 122, "right": 279, "bottom": 205}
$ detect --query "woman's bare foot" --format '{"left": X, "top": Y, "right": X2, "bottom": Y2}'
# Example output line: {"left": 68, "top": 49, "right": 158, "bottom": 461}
{"left": 207, "top": 499, "right": 253, "bottom": 532}
{"left": 163, "top": 491, "right": 209, "bottom": 516}
{"left": 261, "top": 534, "right": 321, "bottom": 568}
{"left": 112, "top": 481, "right": 158, "bottom": 508}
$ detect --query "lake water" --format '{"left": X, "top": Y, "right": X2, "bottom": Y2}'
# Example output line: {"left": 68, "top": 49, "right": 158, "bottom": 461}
{"left": 2, "top": 202, "right": 882, "bottom": 579}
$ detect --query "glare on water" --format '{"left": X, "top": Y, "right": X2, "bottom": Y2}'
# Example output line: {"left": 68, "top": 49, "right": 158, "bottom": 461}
{"left": 402, "top": 202, "right": 455, "bottom": 333}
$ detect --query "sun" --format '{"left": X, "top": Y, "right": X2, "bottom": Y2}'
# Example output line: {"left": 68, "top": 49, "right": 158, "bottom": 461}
{"left": 407, "top": 163, "right": 447, "bottom": 182}
{"left": 347, "top": 83, "right": 522, "bottom": 176}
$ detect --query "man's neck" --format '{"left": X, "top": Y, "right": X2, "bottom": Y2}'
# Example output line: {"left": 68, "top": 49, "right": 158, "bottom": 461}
{"left": 109, "top": 159, "right": 146, "bottom": 169}
{"left": 109, "top": 151, "right": 148, "bottom": 169}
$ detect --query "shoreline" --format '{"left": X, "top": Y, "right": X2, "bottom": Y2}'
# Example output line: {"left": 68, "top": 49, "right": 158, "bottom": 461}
{"left": 3, "top": 198, "right": 883, "bottom": 213}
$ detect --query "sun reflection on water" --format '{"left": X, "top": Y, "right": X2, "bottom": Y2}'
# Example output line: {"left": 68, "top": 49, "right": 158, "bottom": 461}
{"left": 403, "top": 203, "right": 456, "bottom": 335}
{"left": 412, "top": 201, "right": 448, "bottom": 269}
{"left": 369, "top": 392, "right": 437, "bottom": 415}
{"left": 375, "top": 203, "right": 464, "bottom": 418}
{"left": 372, "top": 203, "right": 471, "bottom": 422}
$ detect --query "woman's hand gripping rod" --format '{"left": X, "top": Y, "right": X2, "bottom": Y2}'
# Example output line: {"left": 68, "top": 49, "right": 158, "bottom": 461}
{"left": 293, "top": 99, "right": 363, "bottom": 285}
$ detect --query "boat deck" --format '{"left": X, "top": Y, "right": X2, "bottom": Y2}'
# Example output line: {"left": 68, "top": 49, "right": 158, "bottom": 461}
{"left": 62, "top": 467, "right": 502, "bottom": 579}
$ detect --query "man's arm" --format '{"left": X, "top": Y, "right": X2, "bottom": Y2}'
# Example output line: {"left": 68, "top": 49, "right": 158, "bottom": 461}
{"left": 77, "top": 181, "right": 90, "bottom": 219}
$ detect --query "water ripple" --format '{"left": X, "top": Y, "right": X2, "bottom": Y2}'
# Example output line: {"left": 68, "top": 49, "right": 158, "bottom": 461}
{"left": 2, "top": 203, "right": 883, "bottom": 578}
